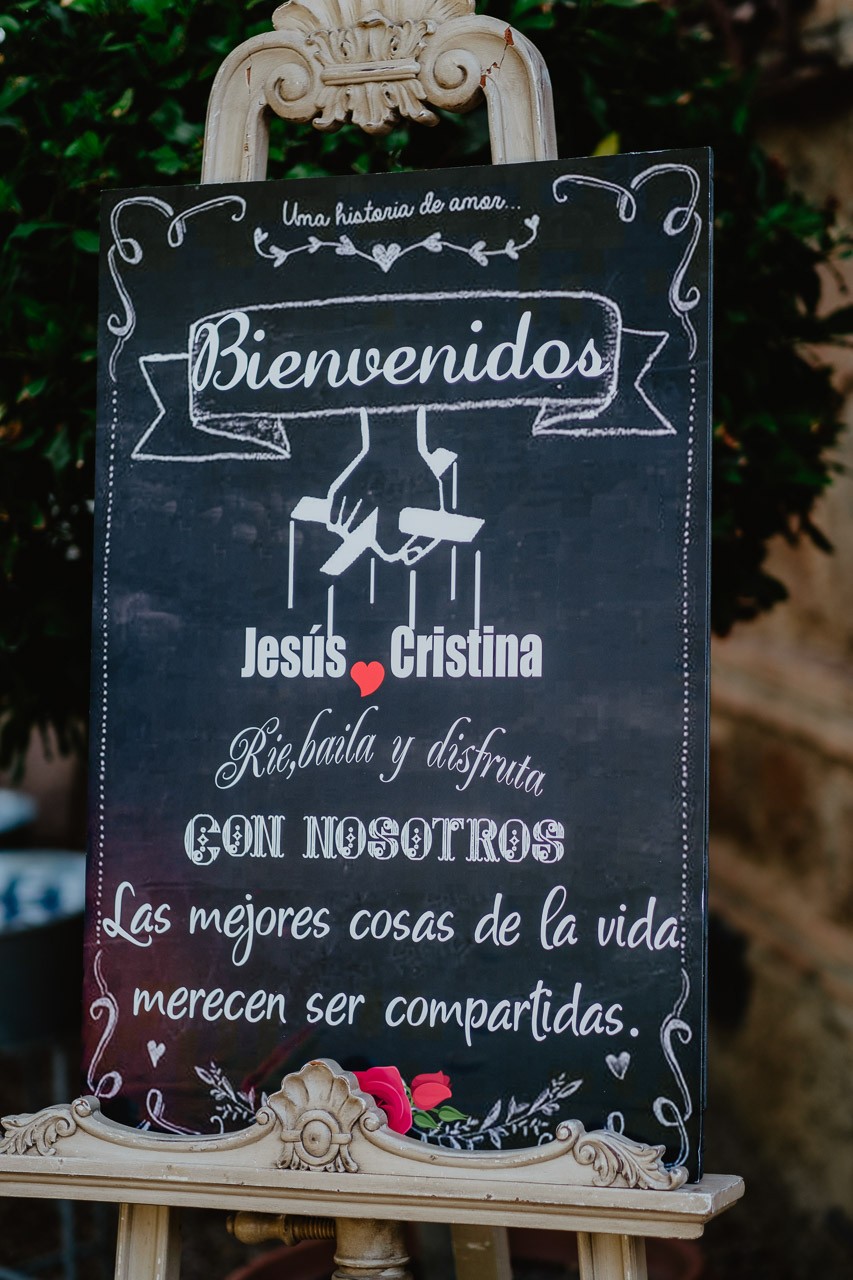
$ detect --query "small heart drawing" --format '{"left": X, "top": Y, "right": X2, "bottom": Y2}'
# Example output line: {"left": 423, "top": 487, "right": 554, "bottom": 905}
{"left": 372, "top": 242, "right": 402, "bottom": 272}
{"left": 350, "top": 660, "right": 385, "bottom": 697}
{"left": 605, "top": 1051, "right": 631, "bottom": 1080}
{"left": 147, "top": 1040, "right": 166, "bottom": 1068}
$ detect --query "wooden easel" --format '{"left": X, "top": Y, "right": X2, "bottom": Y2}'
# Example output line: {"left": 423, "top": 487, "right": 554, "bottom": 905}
{"left": 0, "top": 5, "right": 743, "bottom": 1277}
{"left": 1, "top": 1060, "right": 741, "bottom": 1280}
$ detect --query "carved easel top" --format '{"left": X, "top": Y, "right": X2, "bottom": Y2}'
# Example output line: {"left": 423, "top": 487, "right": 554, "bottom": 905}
{"left": 202, "top": 0, "right": 557, "bottom": 182}
{"left": 0, "top": 1060, "right": 743, "bottom": 1235}
{"left": 1, "top": 1058, "right": 680, "bottom": 1189}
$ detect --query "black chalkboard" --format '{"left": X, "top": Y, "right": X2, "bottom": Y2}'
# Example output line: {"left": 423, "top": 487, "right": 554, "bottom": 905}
{"left": 84, "top": 151, "right": 711, "bottom": 1178}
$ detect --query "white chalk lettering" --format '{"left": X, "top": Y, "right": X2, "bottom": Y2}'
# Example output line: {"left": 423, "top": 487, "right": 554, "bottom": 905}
{"left": 191, "top": 310, "right": 608, "bottom": 398}
{"left": 132, "top": 985, "right": 286, "bottom": 1024}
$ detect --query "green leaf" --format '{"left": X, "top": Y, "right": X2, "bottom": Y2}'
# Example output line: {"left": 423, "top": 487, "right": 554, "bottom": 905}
{"left": 0, "top": 75, "right": 33, "bottom": 113}
{"left": 109, "top": 88, "right": 134, "bottom": 118}
{"left": 44, "top": 426, "right": 72, "bottom": 473}
{"left": 592, "top": 131, "right": 620, "bottom": 157}
{"left": 150, "top": 99, "right": 200, "bottom": 145}
{"left": 413, "top": 1113, "right": 439, "bottom": 1131}
{"left": 436, "top": 1105, "right": 467, "bottom": 1121}
{"left": 63, "top": 130, "right": 103, "bottom": 161}
{"left": 17, "top": 377, "right": 47, "bottom": 402}
{"left": 284, "top": 162, "right": 329, "bottom": 180}
{"left": 72, "top": 229, "right": 100, "bottom": 254}
{"left": 513, "top": 12, "right": 556, "bottom": 29}
{"left": 128, "top": 0, "right": 173, "bottom": 19}
{"left": 150, "top": 144, "right": 187, "bottom": 176}
{"left": 509, "top": 0, "right": 553, "bottom": 14}
{"left": 7, "top": 221, "right": 67, "bottom": 242}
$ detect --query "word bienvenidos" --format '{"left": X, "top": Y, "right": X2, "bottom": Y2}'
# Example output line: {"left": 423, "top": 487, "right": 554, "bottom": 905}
{"left": 191, "top": 309, "right": 608, "bottom": 396}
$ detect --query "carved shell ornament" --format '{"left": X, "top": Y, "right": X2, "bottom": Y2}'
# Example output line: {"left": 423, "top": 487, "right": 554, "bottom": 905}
{"left": 267, "top": 1060, "right": 386, "bottom": 1171}
{"left": 0, "top": 1060, "right": 685, "bottom": 1189}
{"left": 268, "top": 0, "right": 479, "bottom": 134}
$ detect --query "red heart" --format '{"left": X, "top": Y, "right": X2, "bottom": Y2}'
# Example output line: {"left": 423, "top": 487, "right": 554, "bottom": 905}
{"left": 350, "top": 660, "right": 385, "bottom": 697}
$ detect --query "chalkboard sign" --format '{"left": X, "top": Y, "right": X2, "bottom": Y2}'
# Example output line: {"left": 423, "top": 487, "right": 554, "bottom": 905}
{"left": 84, "top": 151, "right": 711, "bottom": 1178}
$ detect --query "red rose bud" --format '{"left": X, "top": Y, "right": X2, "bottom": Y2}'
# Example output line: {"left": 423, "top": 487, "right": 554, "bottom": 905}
{"left": 410, "top": 1071, "right": 453, "bottom": 1110}
{"left": 353, "top": 1066, "right": 413, "bottom": 1134}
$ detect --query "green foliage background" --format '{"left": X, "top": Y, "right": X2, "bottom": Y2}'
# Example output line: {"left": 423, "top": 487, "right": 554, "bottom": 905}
{"left": 0, "top": 0, "right": 850, "bottom": 770}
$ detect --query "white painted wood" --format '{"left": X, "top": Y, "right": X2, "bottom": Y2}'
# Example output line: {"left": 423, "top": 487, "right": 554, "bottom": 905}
{"left": 0, "top": 1061, "right": 743, "bottom": 1239}
{"left": 577, "top": 1233, "right": 648, "bottom": 1280}
{"left": 0, "top": 1161, "right": 744, "bottom": 1238}
{"left": 0, "top": 1060, "right": 681, "bottom": 1194}
{"left": 201, "top": 0, "right": 556, "bottom": 182}
{"left": 0, "top": 1061, "right": 686, "bottom": 1192}
{"left": 113, "top": 1204, "right": 180, "bottom": 1280}
{"left": 450, "top": 1224, "right": 512, "bottom": 1280}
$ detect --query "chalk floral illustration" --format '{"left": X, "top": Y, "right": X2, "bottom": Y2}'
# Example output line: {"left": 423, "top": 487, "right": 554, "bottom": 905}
{"left": 195, "top": 1062, "right": 258, "bottom": 1131}
{"left": 418, "top": 1071, "right": 583, "bottom": 1150}
{"left": 252, "top": 214, "right": 540, "bottom": 273}
{"left": 193, "top": 1060, "right": 582, "bottom": 1151}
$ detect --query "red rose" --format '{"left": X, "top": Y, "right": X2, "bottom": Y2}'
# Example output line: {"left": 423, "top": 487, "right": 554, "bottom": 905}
{"left": 353, "top": 1066, "right": 413, "bottom": 1134}
{"left": 410, "top": 1071, "right": 452, "bottom": 1111}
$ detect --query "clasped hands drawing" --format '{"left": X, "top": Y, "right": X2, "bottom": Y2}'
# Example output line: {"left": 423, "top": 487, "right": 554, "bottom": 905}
{"left": 292, "top": 408, "right": 484, "bottom": 577}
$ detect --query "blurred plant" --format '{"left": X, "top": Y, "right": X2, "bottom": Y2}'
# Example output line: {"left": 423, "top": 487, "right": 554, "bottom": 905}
{"left": 1, "top": 0, "right": 850, "bottom": 771}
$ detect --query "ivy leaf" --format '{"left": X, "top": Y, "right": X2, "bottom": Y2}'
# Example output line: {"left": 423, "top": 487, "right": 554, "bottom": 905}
{"left": 109, "top": 88, "right": 134, "bottom": 118}
{"left": 7, "top": 221, "right": 66, "bottom": 241}
{"left": 72, "top": 230, "right": 100, "bottom": 254}
{"left": 63, "top": 130, "right": 103, "bottom": 161}
{"left": 592, "top": 131, "right": 620, "bottom": 156}
{"left": 150, "top": 144, "right": 186, "bottom": 176}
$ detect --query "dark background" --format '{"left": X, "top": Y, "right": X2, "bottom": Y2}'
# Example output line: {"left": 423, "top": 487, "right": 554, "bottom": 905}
{"left": 84, "top": 152, "right": 710, "bottom": 1175}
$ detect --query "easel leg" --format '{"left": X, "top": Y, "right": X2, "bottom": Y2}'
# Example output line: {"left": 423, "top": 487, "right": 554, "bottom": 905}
{"left": 332, "top": 1218, "right": 411, "bottom": 1280}
{"left": 113, "top": 1204, "right": 181, "bottom": 1280}
{"left": 576, "top": 1233, "right": 647, "bottom": 1280}
{"left": 450, "top": 1225, "right": 513, "bottom": 1280}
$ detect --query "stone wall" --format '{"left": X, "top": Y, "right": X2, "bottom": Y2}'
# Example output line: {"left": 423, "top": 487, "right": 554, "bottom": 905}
{"left": 708, "top": 0, "right": 853, "bottom": 1219}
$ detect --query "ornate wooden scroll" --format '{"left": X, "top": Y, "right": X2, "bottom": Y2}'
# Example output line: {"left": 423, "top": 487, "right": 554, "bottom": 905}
{"left": 1, "top": 1058, "right": 681, "bottom": 1188}
{"left": 0, "top": 1059, "right": 742, "bottom": 1237}
{"left": 202, "top": 0, "right": 557, "bottom": 182}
